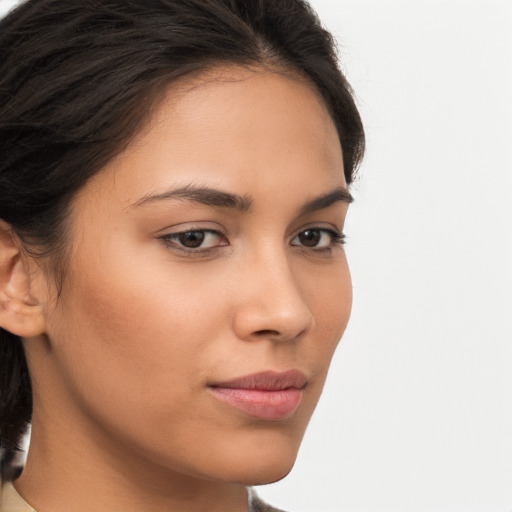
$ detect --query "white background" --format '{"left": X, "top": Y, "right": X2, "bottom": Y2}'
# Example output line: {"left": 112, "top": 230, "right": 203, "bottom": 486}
{"left": 1, "top": 0, "right": 511, "bottom": 511}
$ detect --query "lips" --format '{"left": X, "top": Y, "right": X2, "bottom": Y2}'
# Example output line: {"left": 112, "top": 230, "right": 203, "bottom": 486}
{"left": 208, "top": 370, "right": 307, "bottom": 420}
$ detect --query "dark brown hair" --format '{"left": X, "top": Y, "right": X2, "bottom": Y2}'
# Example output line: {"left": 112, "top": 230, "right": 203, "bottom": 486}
{"left": 0, "top": 0, "right": 364, "bottom": 478}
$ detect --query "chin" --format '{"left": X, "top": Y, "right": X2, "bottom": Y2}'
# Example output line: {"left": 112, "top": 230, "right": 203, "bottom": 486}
{"left": 242, "top": 463, "right": 295, "bottom": 486}
{"left": 217, "top": 438, "right": 301, "bottom": 486}
{"left": 204, "top": 412, "right": 312, "bottom": 486}
{"left": 229, "top": 461, "right": 296, "bottom": 487}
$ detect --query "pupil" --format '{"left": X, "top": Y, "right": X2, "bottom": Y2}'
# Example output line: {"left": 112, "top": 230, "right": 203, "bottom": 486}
{"left": 299, "top": 230, "right": 320, "bottom": 247}
{"left": 179, "top": 231, "right": 205, "bottom": 248}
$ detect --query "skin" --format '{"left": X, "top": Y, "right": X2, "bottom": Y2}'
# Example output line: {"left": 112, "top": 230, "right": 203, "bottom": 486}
{"left": 4, "top": 66, "right": 352, "bottom": 512}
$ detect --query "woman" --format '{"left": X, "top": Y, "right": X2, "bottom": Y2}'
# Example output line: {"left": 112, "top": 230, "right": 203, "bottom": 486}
{"left": 0, "top": 0, "right": 364, "bottom": 510}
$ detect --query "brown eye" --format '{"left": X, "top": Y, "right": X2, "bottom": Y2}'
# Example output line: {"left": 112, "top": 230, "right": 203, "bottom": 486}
{"left": 160, "top": 229, "right": 227, "bottom": 251}
{"left": 291, "top": 228, "right": 345, "bottom": 249}
{"left": 298, "top": 229, "right": 321, "bottom": 247}
{"left": 178, "top": 231, "right": 206, "bottom": 248}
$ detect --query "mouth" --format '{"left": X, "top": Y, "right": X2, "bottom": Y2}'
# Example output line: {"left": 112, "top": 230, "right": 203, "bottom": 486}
{"left": 208, "top": 370, "right": 307, "bottom": 421}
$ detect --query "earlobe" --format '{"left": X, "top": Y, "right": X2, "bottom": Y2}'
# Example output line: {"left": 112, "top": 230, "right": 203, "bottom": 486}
{"left": 0, "top": 220, "right": 47, "bottom": 338}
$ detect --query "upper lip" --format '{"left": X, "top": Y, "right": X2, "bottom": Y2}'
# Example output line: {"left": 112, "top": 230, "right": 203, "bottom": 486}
{"left": 209, "top": 370, "right": 307, "bottom": 391}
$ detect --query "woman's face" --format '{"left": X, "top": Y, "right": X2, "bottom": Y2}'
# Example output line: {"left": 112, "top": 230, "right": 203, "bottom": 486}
{"left": 29, "top": 66, "right": 352, "bottom": 485}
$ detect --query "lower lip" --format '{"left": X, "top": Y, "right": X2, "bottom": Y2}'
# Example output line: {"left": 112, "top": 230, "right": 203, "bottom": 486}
{"left": 209, "top": 387, "right": 303, "bottom": 420}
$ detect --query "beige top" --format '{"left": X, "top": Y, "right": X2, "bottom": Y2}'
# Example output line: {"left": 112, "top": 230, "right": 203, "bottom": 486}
{"left": 0, "top": 483, "right": 35, "bottom": 512}
{"left": 0, "top": 482, "right": 285, "bottom": 512}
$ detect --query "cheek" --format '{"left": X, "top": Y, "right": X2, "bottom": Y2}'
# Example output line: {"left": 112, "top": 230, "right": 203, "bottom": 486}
{"left": 47, "top": 247, "right": 221, "bottom": 422}
{"left": 301, "top": 256, "right": 352, "bottom": 375}
{"left": 307, "top": 253, "right": 352, "bottom": 324}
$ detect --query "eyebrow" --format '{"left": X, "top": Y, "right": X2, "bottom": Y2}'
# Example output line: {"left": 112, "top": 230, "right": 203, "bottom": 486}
{"left": 298, "top": 187, "right": 353, "bottom": 215}
{"left": 132, "top": 184, "right": 353, "bottom": 213}
{"left": 132, "top": 185, "right": 253, "bottom": 212}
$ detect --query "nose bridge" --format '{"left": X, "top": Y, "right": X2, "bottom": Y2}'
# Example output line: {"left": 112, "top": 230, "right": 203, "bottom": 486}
{"left": 232, "top": 242, "right": 314, "bottom": 342}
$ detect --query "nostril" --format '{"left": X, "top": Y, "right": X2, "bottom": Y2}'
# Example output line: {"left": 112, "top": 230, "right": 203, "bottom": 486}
{"left": 254, "top": 329, "right": 280, "bottom": 337}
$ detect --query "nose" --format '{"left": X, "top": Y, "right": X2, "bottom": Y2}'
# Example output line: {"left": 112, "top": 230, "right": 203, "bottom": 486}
{"left": 232, "top": 252, "right": 314, "bottom": 343}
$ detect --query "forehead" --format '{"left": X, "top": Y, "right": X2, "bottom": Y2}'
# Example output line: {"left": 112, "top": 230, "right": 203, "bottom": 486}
{"left": 76, "top": 65, "right": 345, "bottom": 209}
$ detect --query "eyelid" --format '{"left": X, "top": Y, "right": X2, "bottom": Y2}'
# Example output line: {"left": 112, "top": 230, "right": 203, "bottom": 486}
{"left": 153, "top": 220, "right": 225, "bottom": 236}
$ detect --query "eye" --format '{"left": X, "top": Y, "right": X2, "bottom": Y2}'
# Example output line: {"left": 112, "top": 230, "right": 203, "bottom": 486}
{"left": 290, "top": 228, "right": 345, "bottom": 249}
{"left": 160, "top": 229, "right": 227, "bottom": 251}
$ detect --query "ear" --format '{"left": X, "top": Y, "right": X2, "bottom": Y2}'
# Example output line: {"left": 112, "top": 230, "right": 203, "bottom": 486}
{"left": 0, "top": 219, "right": 47, "bottom": 338}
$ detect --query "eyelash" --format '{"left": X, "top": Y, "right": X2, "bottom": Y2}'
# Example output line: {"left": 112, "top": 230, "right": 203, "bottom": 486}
{"left": 159, "top": 227, "right": 345, "bottom": 255}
